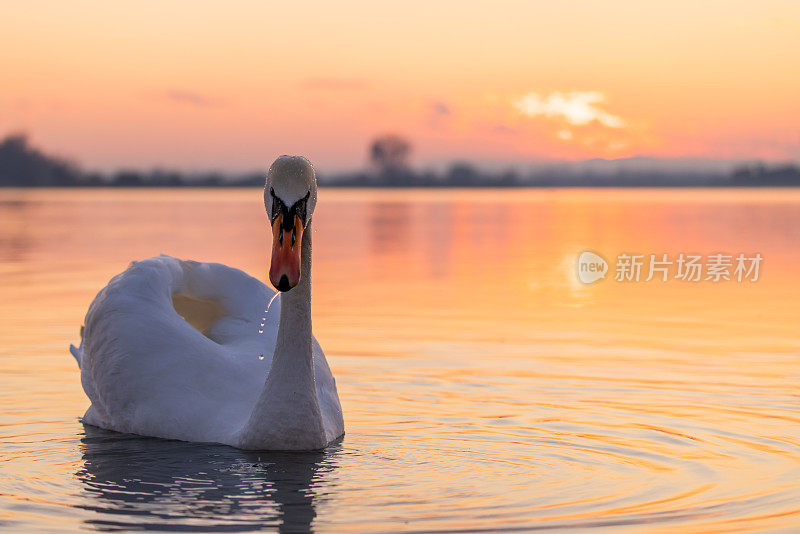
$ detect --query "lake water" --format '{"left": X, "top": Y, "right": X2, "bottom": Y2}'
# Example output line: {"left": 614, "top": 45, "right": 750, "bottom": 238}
{"left": 1, "top": 188, "right": 799, "bottom": 532}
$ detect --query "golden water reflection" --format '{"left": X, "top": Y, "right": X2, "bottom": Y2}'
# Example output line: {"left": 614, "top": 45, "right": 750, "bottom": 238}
{"left": 0, "top": 188, "right": 799, "bottom": 531}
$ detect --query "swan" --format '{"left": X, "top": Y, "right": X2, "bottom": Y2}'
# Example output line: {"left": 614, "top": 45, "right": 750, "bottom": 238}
{"left": 69, "top": 156, "right": 344, "bottom": 450}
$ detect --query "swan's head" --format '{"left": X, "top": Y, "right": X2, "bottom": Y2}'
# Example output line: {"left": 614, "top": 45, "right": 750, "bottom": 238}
{"left": 264, "top": 155, "right": 318, "bottom": 292}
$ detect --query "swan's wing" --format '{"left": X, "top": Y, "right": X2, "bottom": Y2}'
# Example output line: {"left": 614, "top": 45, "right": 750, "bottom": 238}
{"left": 176, "top": 258, "right": 281, "bottom": 356}
{"left": 78, "top": 256, "right": 268, "bottom": 444}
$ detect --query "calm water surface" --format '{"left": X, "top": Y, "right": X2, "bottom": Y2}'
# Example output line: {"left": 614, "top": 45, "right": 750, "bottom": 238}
{"left": 1, "top": 188, "right": 799, "bottom": 532}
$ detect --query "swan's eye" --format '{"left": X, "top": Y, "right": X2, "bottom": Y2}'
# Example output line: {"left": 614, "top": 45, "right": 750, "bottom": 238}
{"left": 269, "top": 189, "right": 285, "bottom": 223}
{"left": 293, "top": 191, "right": 311, "bottom": 227}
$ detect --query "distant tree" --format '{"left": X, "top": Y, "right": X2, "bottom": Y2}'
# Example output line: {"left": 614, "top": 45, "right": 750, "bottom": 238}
{"left": 445, "top": 162, "right": 480, "bottom": 186}
{"left": 368, "top": 134, "right": 415, "bottom": 185}
{"left": 369, "top": 135, "right": 411, "bottom": 173}
{"left": 0, "top": 133, "right": 81, "bottom": 186}
{"left": 730, "top": 163, "right": 800, "bottom": 186}
{"left": 112, "top": 170, "right": 143, "bottom": 187}
{"left": 148, "top": 169, "right": 183, "bottom": 186}
{"left": 497, "top": 169, "right": 520, "bottom": 186}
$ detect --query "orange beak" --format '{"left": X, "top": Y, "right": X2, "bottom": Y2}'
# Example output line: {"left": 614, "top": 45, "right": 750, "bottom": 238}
{"left": 269, "top": 214, "right": 303, "bottom": 292}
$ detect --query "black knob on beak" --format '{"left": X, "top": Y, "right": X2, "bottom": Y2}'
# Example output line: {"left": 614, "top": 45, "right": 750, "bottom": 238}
{"left": 276, "top": 274, "right": 291, "bottom": 292}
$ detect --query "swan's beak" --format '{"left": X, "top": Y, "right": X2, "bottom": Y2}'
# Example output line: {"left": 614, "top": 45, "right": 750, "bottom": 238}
{"left": 269, "top": 214, "right": 303, "bottom": 292}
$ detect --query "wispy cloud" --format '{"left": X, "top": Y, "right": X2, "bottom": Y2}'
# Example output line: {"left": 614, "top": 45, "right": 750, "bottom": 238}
{"left": 556, "top": 129, "right": 573, "bottom": 140}
{"left": 514, "top": 91, "right": 625, "bottom": 128}
{"left": 165, "top": 90, "right": 219, "bottom": 107}
{"left": 493, "top": 124, "right": 516, "bottom": 135}
{"left": 426, "top": 100, "right": 453, "bottom": 130}
{"left": 301, "top": 78, "right": 367, "bottom": 91}
{"left": 431, "top": 101, "right": 451, "bottom": 116}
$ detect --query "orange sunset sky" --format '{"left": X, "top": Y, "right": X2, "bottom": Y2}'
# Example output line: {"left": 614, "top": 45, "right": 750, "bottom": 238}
{"left": 1, "top": 1, "right": 799, "bottom": 171}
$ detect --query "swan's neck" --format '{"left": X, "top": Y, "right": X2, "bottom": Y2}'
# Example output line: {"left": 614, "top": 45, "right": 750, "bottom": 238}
{"left": 237, "top": 224, "right": 326, "bottom": 450}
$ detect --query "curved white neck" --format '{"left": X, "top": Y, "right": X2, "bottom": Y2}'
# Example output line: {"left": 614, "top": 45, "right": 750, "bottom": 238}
{"left": 237, "top": 224, "right": 326, "bottom": 450}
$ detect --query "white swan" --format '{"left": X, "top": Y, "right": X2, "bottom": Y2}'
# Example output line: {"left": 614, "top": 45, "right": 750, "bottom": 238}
{"left": 69, "top": 156, "right": 344, "bottom": 450}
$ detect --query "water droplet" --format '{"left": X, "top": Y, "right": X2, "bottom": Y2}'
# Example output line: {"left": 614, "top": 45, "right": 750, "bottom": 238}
{"left": 267, "top": 291, "right": 280, "bottom": 311}
{"left": 256, "top": 291, "right": 281, "bottom": 335}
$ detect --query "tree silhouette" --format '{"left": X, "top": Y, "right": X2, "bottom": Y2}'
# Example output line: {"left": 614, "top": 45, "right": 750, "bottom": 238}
{"left": 369, "top": 134, "right": 411, "bottom": 173}
{"left": 0, "top": 133, "right": 80, "bottom": 186}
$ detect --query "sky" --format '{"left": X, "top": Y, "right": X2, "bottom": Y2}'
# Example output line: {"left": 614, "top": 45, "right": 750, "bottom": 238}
{"left": 1, "top": 0, "right": 799, "bottom": 171}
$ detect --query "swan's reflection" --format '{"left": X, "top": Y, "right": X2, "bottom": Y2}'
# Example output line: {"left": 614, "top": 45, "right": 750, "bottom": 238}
{"left": 76, "top": 424, "right": 339, "bottom": 532}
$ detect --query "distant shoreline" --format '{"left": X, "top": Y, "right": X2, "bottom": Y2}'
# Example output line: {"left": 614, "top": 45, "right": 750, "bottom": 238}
{"left": 3, "top": 182, "right": 800, "bottom": 189}
{"left": 3, "top": 133, "right": 800, "bottom": 188}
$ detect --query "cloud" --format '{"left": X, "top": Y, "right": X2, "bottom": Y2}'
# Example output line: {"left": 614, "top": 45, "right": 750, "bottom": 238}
{"left": 431, "top": 102, "right": 451, "bottom": 116}
{"left": 426, "top": 100, "right": 453, "bottom": 130}
{"left": 514, "top": 91, "right": 625, "bottom": 128}
{"left": 301, "top": 78, "right": 367, "bottom": 90}
{"left": 493, "top": 124, "right": 516, "bottom": 135}
{"left": 165, "top": 90, "right": 219, "bottom": 107}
